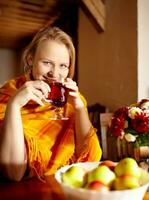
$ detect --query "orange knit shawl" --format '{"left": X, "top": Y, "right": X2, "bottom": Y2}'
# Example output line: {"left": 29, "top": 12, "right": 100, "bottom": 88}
{"left": 0, "top": 74, "right": 102, "bottom": 179}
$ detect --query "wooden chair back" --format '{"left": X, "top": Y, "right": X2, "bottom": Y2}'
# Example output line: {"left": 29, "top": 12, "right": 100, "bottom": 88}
{"left": 88, "top": 103, "right": 107, "bottom": 141}
{"left": 100, "top": 113, "right": 118, "bottom": 161}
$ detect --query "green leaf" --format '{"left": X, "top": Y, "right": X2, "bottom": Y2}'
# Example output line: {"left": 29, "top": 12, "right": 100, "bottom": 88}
{"left": 134, "top": 134, "right": 149, "bottom": 147}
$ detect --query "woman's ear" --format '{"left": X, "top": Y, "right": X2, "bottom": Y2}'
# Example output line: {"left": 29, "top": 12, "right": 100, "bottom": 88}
{"left": 27, "top": 55, "right": 33, "bottom": 67}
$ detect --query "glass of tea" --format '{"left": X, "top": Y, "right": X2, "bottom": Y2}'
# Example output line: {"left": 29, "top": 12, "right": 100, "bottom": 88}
{"left": 44, "top": 80, "right": 69, "bottom": 120}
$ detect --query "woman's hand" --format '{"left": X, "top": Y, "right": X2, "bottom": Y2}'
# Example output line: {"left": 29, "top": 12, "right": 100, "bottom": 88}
{"left": 9, "top": 80, "right": 50, "bottom": 108}
{"left": 63, "top": 78, "right": 84, "bottom": 109}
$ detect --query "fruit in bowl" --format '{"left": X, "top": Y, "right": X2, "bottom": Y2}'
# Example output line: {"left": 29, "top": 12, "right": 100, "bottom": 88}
{"left": 87, "top": 165, "right": 116, "bottom": 187}
{"left": 113, "top": 174, "right": 140, "bottom": 190}
{"left": 55, "top": 158, "right": 149, "bottom": 200}
{"left": 86, "top": 180, "right": 109, "bottom": 192}
{"left": 99, "top": 160, "right": 117, "bottom": 171}
{"left": 61, "top": 165, "right": 86, "bottom": 188}
{"left": 113, "top": 157, "right": 141, "bottom": 190}
{"left": 114, "top": 157, "right": 141, "bottom": 178}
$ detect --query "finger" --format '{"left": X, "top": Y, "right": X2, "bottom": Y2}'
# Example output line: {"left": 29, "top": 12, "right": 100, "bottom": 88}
{"left": 24, "top": 84, "right": 45, "bottom": 106}
{"left": 30, "top": 81, "right": 50, "bottom": 97}
{"left": 36, "top": 81, "right": 51, "bottom": 96}
{"left": 65, "top": 78, "right": 76, "bottom": 85}
{"left": 66, "top": 84, "right": 78, "bottom": 92}
{"left": 68, "top": 91, "right": 79, "bottom": 98}
{"left": 42, "top": 82, "right": 51, "bottom": 92}
{"left": 31, "top": 95, "right": 44, "bottom": 106}
{"left": 64, "top": 82, "right": 77, "bottom": 87}
{"left": 66, "top": 78, "right": 73, "bottom": 82}
{"left": 64, "top": 80, "right": 78, "bottom": 92}
{"left": 32, "top": 88, "right": 45, "bottom": 99}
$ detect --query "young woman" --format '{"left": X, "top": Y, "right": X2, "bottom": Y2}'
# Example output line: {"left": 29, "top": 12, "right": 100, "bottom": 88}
{"left": 0, "top": 26, "right": 102, "bottom": 181}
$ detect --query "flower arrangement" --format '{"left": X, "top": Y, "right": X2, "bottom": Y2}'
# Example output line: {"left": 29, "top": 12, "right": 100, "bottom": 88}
{"left": 109, "top": 99, "right": 149, "bottom": 148}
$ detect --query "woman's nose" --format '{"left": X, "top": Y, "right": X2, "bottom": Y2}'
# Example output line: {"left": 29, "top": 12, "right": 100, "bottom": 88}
{"left": 47, "top": 71, "right": 53, "bottom": 78}
{"left": 47, "top": 67, "right": 58, "bottom": 78}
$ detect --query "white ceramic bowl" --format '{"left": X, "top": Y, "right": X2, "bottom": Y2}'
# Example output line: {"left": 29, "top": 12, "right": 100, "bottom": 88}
{"left": 55, "top": 162, "right": 149, "bottom": 200}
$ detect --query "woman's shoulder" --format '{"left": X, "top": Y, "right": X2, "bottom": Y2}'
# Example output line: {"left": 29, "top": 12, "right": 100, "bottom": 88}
{"left": 3, "top": 74, "right": 26, "bottom": 87}
{"left": 15, "top": 74, "right": 27, "bottom": 89}
{"left": 0, "top": 74, "right": 27, "bottom": 96}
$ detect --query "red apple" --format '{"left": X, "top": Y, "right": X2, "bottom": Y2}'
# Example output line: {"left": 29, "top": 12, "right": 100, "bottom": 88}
{"left": 99, "top": 160, "right": 117, "bottom": 171}
{"left": 86, "top": 180, "right": 110, "bottom": 191}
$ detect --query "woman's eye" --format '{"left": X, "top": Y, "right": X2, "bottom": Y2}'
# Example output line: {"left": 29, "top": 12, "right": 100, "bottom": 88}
{"left": 60, "top": 64, "right": 69, "bottom": 69}
{"left": 43, "top": 61, "right": 53, "bottom": 66}
{"left": 43, "top": 61, "right": 49, "bottom": 64}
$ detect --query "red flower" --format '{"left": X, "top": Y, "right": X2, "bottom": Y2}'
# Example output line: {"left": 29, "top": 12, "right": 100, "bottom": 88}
{"left": 114, "top": 107, "right": 129, "bottom": 119}
{"left": 109, "top": 107, "right": 128, "bottom": 137}
{"left": 110, "top": 116, "right": 125, "bottom": 137}
{"left": 131, "top": 113, "right": 149, "bottom": 133}
{"left": 109, "top": 100, "right": 149, "bottom": 139}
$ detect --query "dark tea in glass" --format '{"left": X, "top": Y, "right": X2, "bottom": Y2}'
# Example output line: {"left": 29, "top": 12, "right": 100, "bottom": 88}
{"left": 46, "top": 82, "right": 68, "bottom": 107}
{"left": 45, "top": 81, "right": 69, "bottom": 120}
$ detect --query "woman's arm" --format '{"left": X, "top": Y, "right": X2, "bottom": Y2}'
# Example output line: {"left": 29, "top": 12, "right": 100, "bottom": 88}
{"left": 64, "top": 78, "right": 92, "bottom": 156}
{"left": 0, "top": 102, "right": 27, "bottom": 181}
{"left": 0, "top": 80, "right": 50, "bottom": 181}
{"left": 74, "top": 104, "right": 91, "bottom": 156}
{"left": 71, "top": 96, "right": 102, "bottom": 161}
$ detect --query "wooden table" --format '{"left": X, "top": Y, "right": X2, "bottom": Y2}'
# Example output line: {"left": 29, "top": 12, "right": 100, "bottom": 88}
{"left": 0, "top": 175, "right": 66, "bottom": 200}
{"left": 0, "top": 176, "right": 149, "bottom": 200}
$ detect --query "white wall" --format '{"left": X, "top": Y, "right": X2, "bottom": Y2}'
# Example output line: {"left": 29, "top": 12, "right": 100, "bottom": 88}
{"left": 138, "top": 0, "right": 149, "bottom": 100}
{"left": 0, "top": 49, "right": 17, "bottom": 85}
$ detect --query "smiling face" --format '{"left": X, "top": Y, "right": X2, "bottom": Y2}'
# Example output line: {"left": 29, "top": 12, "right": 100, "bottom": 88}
{"left": 31, "top": 39, "right": 70, "bottom": 81}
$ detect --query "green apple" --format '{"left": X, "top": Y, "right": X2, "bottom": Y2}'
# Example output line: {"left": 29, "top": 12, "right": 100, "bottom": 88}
{"left": 113, "top": 174, "right": 140, "bottom": 190}
{"left": 87, "top": 165, "right": 116, "bottom": 186}
{"left": 86, "top": 180, "right": 110, "bottom": 191}
{"left": 61, "top": 165, "right": 86, "bottom": 188}
{"left": 114, "top": 157, "right": 141, "bottom": 178}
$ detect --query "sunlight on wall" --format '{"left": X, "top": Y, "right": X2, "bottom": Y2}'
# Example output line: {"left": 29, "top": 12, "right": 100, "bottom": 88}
{"left": 138, "top": 0, "right": 149, "bottom": 100}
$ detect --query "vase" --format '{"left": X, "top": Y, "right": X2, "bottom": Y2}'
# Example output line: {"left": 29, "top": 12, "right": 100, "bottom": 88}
{"left": 116, "top": 137, "right": 149, "bottom": 163}
{"left": 134, "top": 134, "right": 149, "bottom": 163}
{"left": 116, "top": 138, "right": 135, "bottom": 160}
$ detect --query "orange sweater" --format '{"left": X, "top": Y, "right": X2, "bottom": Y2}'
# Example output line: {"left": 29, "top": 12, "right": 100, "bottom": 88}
{"left": 0, "top": 74, "right": 102, "bottom": 179}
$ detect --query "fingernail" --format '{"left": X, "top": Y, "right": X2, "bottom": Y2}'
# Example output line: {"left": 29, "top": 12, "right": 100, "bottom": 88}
{"left": 48, "top": 87, "right": 51, "bottom": 92}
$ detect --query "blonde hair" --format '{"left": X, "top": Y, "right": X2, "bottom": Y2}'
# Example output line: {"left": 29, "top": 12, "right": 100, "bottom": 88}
{"left": 22, "top": 26, "right": 75, "bottom": 78}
